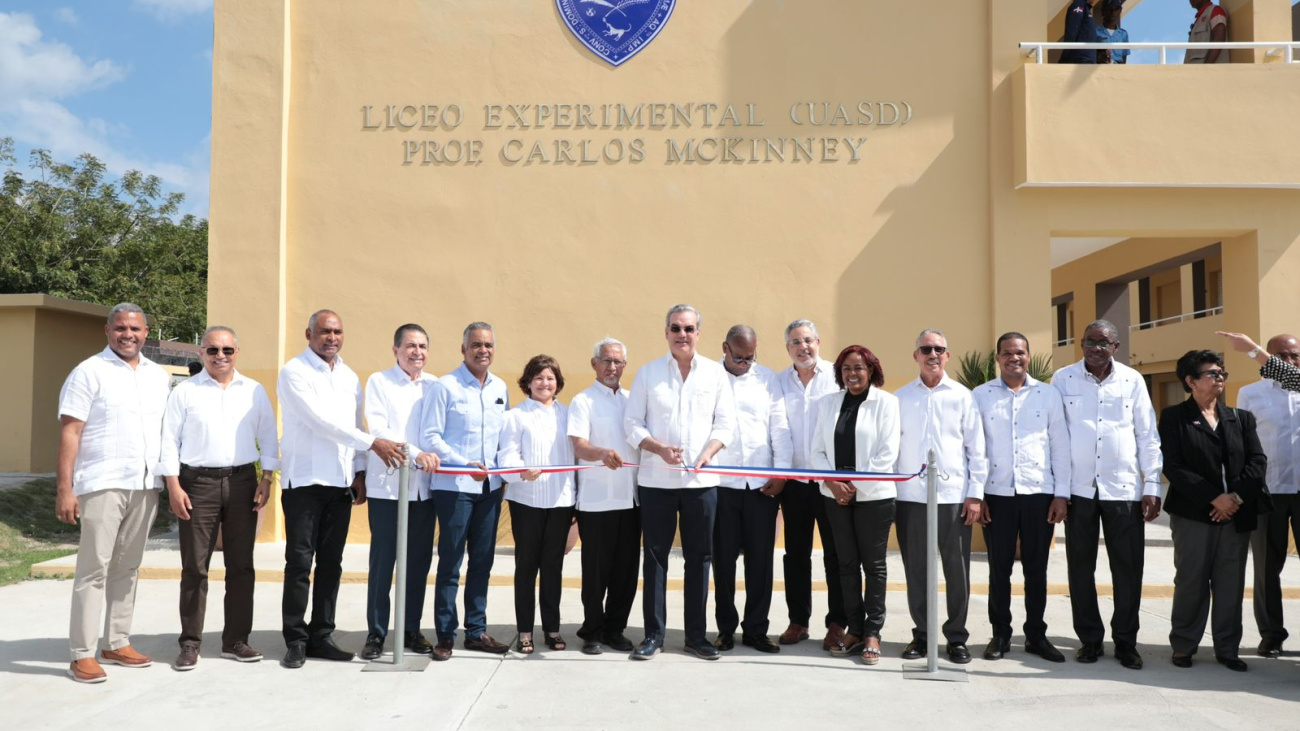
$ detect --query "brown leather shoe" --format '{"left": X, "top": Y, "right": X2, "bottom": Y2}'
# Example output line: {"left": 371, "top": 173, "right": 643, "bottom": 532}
{"left": 68, "top": 658, "right": 107, "bottom": 684}
{"left": 432, "top": 638, "right": 453, "bottom": 661}
{"left": 174, "top": 643, "right": 199, "bottom": 671}
{"left": 220, "top": 642, "right": 263, "bottom": 662}
{"left": 822, "top": 623, "right": 846, "bottom": 653}
{"left": 779, "top": 623, "right": 810, "bottom": 645}
{"left": 100, "top": 646, "right": 152, "bottom": 668}
{"left": 464, "top": 633, "right": 509, "bottom": 654}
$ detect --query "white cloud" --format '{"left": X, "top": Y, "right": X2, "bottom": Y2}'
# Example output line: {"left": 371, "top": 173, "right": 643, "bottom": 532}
{"left": 0, "top": 12, "right": 209, "bottom": 216}
{"left": 55, "top": 7, "right": 78, "bottom": 25}
{"left": 133, "top": 0, "right": 213, "bottom": 21}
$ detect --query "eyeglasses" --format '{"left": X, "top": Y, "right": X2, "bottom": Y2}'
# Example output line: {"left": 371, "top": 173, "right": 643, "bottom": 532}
{"left": 787, "top": 337, "right": 816, "bottom": 348}
{"left": 204, "top": 347, "right": 236, "bottom": 356}
{"left": 669, "top": 324, "right": 697, "bottom": 334}
{"left": 728, "top": 355, "right": 756, "bottom": 365}
{"left": 597, "top": 358, "right": 626, "bottom": 367}
{"left": 1081, "top": 339, "right": 1116, "bottom": 350}
{"left": 1273, "top": 351, "right": 1300, "bottom": 362}
{"left": 1195, "top": 369, "right": 1229, "bottom": 381}
{"left": 918, "top": 345, "right": 947, "bottom": 356}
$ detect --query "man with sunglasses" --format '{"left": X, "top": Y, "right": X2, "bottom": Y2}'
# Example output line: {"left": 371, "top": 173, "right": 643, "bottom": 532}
{"left": 894, "top": 329, "right": 988, "bottom": 664}
{"left": 625, "top": 304, "right": 737, "bottom": 660}
{"left": 1052, "top": 319, "right": 1162, "bottom": 670}
{"left": 1236, "top": 333, "right": 1300, "bottom": 659}
{"left": 710, "top": 325, "right": 793, "bottom": 654}
{"left": 158, "top": 326, "right": 278, "bottom": 670}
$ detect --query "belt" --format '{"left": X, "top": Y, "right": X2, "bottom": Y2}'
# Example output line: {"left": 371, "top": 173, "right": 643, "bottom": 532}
{"left": 180, "top": 463, "right": 256, "bottom": 477}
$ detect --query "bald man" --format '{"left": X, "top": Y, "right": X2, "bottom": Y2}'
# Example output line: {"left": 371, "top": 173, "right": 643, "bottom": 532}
{"left": 1237, "top": 333, "right": 1300, "bottom": 658}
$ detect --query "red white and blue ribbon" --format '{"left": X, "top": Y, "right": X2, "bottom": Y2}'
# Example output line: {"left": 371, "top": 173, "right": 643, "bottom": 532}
{"left": 419, "top": 463, "right": 926, "bottom": 483}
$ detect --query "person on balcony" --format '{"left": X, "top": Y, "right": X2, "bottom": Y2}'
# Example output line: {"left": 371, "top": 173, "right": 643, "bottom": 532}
{"left": 1060, "top": 0, "right": 1098, "bottom": 64}
{"left": 1096, "top": 0, "right": 1129, "bottom": 64}
{"left": 1186, "top": 0, "right": 1229, "bottom": 64}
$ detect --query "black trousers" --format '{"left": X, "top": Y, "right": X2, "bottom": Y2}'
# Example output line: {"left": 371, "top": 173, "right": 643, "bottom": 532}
{"left": 823, "top": 496, "right": 894, "bottom": 639}
{"left": 983, "top": 493, "right": 1055, "bottom": 641}
{"left": 576, "top": 507, "right": 641, "bottom": 641}
{"left": 640, "top": 485, "right": 716, "bottom": 645}
{"left": 509, "top": 501, "right": 575, "bottom": 634}
{"left": 1252, "top": 493, "right": 1300, "bottom": 644}
{"left": 1065, "top": 496, "right": 1145, "bottom": 648}
{"left": 365, "top": 497, "right": 438, "bottom": 638}
{"left": 713, "top": 486, "right": 780, "bottom": 637}
{"left": 896, "top": 501, "right": 971, "bottom": 644}
{"left": 778, "top": 480, "right": 845, "bottom": 629}
{"left": 281, "top": 484, "right": 352, "bottom": 646}
{"left": 177, "top": 464, "right": 258, "bottom": 648}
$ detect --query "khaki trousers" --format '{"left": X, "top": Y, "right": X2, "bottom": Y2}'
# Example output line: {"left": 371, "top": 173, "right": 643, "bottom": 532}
{"left": 69, "top": 489, "right": 158, "bottom": 660}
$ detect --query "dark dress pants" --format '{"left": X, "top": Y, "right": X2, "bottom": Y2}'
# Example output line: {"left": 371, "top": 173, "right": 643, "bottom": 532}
{"left": 823, "top": 496, "right": 894, "bottom": 639}
{"left": 432, "top": 483, "right": 503, "bottom": 642}
{"left": 365, "top": 497, "right": 438, "bottom": 638}
{"left": 509, "top": 501, "right": 575, "bottom": 634}
{"left": 640, "top": 485, "right": 717, "bottom": 645}
{"left": 281, "top": 484, "right": 352, "bottom": 646}
{"left": 177, "top": 464, "right": 258, "bottom": 648}
{"left": 576, "top": 507, "right": 641, "bottom": 641}
{"left": 983, "top": 493, "right": 1055, "bottom": 641}
{"left": 896, "top": 501, "right": 971, "bottom": 644}
{"left": 1252, "top": 493, "right": 1300, "bottom": 644}
{"left": 778, "top": 479, "right": 845, "bottom": 629}
{"left": 1169, "top": 514, "right": 1251, "bottom": 658}
{"left": 1065, "top": 496, "right": 1145, "bottom": 648}
{"left": 713, "top": 485, "right": 780, "bottom": 637}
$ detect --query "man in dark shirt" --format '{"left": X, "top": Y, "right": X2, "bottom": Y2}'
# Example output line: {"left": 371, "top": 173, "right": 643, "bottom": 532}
{"left": 1060, "top": 0, "right": 1098, "bottom": 64}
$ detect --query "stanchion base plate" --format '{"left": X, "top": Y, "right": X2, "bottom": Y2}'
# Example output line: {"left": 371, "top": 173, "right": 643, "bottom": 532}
{"left": 901, "top": 661, "right": 969, "bottom": 682}
{"left": 362, "top": 655, "right": 432, "bottom": 672}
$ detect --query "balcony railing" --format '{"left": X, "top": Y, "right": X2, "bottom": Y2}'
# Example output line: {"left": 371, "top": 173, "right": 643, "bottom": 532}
{"left": 1129, "top": 306, "right": 1224, "bottom": 332}
{"left": 1019, "top": 41, "right": 1299, "bottom": 65}
{"left": 1053, "top": 337, "right": 1074, "bottom": 347}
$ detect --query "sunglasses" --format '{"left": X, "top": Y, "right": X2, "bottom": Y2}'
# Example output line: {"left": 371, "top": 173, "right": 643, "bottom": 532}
{"left": 1195, "top": 369, "right": 1228, "bottom": 381}
{"left": 204, "top": 347, "right": 237, "bottom": 356}
{"left": 669, "top": 325, "right": 698, "bottom": 334}
{"left": 918, "top": 345, "right": 947, "bottom": 356}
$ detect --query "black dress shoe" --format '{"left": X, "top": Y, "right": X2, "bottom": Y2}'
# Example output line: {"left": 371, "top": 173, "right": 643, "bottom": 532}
{"left": 1257, "top": 639, "right": 1283, "bottom": 658}
{"left": 1115, "top": 645, "right": 1143, "bottom": 670}
{"left": 1216, "top": 655, "right": 1248, "bottom": 672}
{"left": 360, "top": 634, "right": 384, "bottom": 661}
{"left": 581, "top": 639, "right": 603, "bottom": 655}
{"left": 306, "top": 637, "right": 355, "bottom": 662}
{"left": 901, "top": 640, "right": 926, "bottom": 659}
{"left": 631, "top": 638, "right": 661, "bottom": 660}
{"left": 602, "top": 633, "right": 635, "bottom": 652}
{"left": 742, "top": 634, "right": 781, "bottom": 654}
{"left": 464, "top": 634, "right": 509, "bottom": 654}
{"left": 282, "top": 642, "right": 306, "bottom": 669}
{"left": 714, "top": 633, "right": 735, "bottom": 651}
{"left": 404, "top": 632, "right": 433, "bottom": 655}
{"left": 1025, "top": 637, "right": 1066, "bottom": 663}
{"left": 1075, "top": 642, "right": 1104, "bottom": 663}
{"left": 685, "top": 640, "right": 721, "bottom": 661}
{"left": 947, "top": 643, "right": 972, "bottom": 664}
{"left": 983, "top": 636, "right": 1010, "bottom": 661}
{"left": 1171, "top": 653, "right": 1193, "bottom": 668}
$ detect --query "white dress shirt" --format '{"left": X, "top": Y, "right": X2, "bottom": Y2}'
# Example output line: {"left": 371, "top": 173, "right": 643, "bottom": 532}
{"left": 1052, "top": 359, "right": 1163, "bottom": 500}
{"left": 57, "top": 346, "right": 170, "bottom": 496}
{"left": 812, "top": 388, "right": 900, "bottom": 501}
{"left": 158, "top": 369, "right": 279, "bottom": 476}
{"left": 568, "top": 382, "right": 638, "bottom": 512}
{"left": 894, "top": 374, "right": 988, "bottom": 504}
{"left": 1237, "top": 379, "right": 1300, "bottom": 495}
{"left": 972, "top": 375, "right": 1072, "bottom": 498}
{"left": 625, "top": 352, "right": 737, "bottom": 488}
{"left": 277, "top": 348, "right": 373, "bottom": 489}
{"left": 779, "top": 358, "right": 839, "bottom": 470}
{"left": 498, "top": 398, "right": 575, "bottom": 509}
{"left": 364, "top": 365, "right": 436, "bottom": 501}
{"left": 715, "top": 362, "right": 794, "bottom": 489}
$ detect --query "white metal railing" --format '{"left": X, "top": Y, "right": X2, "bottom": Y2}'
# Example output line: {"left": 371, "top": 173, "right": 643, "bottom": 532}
{"left": 1129, "top": 306, "right": 1224, "bottom": 331}
{"left": 1054, "top": 337, "right": 1075, "bottom": 347}
{"left": 1020, "top": 41, "right": 1299, "bottom": 64}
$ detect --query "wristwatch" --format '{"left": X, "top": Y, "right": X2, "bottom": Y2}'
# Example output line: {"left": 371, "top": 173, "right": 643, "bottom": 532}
{"left": 1247, "top": 348, "right": 1260, "bottom": 359}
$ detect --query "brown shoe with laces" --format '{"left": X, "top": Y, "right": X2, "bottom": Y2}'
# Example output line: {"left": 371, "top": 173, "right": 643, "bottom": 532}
{"left": 174, "top": 643, "right": 199, "bottom": 671}
{"left": 779, "top": 623, "right": 810, "bottom": 645}
{"left": 221, "top": 641, "right": 263, "bottom": 662}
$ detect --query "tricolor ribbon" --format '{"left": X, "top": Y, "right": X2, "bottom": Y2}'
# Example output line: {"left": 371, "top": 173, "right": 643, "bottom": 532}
{"left": 418, "top": 462, "right": 926, "bottom": 483}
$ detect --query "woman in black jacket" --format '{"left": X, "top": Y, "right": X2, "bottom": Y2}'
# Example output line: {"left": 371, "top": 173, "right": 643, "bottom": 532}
{"left": 1159, "top": 349, "right": 1267, "bottom": 672}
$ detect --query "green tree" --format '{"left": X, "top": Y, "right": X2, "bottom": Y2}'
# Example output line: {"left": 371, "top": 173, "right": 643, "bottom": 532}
{"left": 0, "top": 137, "right": 207, "bottom": 340}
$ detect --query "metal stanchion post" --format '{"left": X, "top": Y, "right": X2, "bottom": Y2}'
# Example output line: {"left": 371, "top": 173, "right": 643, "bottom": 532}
{"left": 364, "top": 446, "right": 430, "bottom": 672}
{"left": 904, "top": 449, "right": 967, "bottom": 682}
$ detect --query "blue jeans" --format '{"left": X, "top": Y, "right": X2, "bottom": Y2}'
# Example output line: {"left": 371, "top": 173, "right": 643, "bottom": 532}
{"left": 432, "top": 485, "right": 503, "bottom": 641}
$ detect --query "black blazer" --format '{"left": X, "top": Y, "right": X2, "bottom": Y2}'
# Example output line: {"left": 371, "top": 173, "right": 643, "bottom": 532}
{"left": 1158, "top": 398, "right": 1268, "bottom": 533}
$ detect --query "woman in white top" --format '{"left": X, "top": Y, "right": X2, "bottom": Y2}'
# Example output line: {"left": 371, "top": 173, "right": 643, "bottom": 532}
{"left": 497, "top": 355, "right": 576, "bottom": 654}
{"left": 811, "top": 345, "right": 900, "bottom": 665}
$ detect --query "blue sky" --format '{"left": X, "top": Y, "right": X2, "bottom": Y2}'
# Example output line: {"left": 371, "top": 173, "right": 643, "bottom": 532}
{"left": 0, "top": 1, "right": 1261, "bottom": 220}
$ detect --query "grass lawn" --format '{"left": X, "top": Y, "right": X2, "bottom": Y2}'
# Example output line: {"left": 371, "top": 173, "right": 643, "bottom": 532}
{"left": 0, "top": 478, "right": 175, "bottom": 587}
